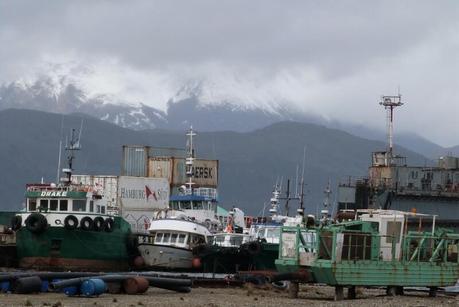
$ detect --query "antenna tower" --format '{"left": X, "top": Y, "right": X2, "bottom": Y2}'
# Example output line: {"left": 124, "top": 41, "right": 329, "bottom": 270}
{"left": 379, "top": 94, "right": 403, "bottom": 155}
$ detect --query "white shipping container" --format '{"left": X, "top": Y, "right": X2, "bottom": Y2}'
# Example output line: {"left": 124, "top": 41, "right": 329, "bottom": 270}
{"left": 122, "top": 210, "right": 157, "bottom": 234}
{"left": 118, "top": 176, "right": 169, "bottom": 211}
{"left": 72, "top": 175, "right": 119, "bottom": 208}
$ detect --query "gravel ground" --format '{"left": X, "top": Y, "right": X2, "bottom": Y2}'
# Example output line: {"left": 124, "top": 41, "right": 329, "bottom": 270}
{"left": 0, "top": 285, "right": 458, "bottom": 307}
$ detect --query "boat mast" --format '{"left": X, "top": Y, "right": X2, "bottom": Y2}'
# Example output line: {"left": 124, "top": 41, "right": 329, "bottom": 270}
{"left": 185, "top": 126, "right": 196, "bottom": 195}
{"left": 62, "top": 128, "right": 81, "bottom": 185}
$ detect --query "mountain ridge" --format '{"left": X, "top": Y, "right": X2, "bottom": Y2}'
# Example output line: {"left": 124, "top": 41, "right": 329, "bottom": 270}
{"left": 0, "top": 108, "right": 432, "bottom": 215}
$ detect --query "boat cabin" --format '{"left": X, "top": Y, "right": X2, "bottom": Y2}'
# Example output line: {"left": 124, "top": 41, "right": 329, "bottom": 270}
{"left": 25, "top": 184, "right": 107, "bottom": 215}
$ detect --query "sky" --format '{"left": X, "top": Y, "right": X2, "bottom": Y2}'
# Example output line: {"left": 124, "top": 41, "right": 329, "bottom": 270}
{"left": 1, "top": 1, "right": 459, "bottom": 146}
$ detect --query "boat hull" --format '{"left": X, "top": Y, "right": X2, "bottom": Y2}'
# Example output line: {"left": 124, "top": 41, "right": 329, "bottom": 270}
{"left": 16, "top": 217, "right": 132, "bottom": 271}
{"left": 138, "top": 243, "right": 193, "bottom": 269}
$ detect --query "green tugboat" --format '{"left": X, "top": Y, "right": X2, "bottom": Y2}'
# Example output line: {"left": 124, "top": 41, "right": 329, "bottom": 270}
{"left": 11, "top": 129, "right": 133, "bottom": 271}
{"left": 276, "top": 209, "right": 459, "bottom": 300}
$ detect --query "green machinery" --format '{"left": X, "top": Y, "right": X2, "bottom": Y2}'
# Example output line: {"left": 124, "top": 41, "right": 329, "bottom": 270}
{"left": 275, "top": 210, "right": 459, "bottom": 300}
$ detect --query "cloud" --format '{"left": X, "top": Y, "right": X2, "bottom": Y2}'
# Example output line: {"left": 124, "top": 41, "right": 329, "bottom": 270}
{"left": 1, "top": 1, "right": 459, "bottom": 146}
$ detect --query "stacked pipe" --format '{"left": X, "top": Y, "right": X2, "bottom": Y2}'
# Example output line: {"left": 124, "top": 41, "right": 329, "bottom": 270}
{"left": 0, "top": 272, "right": 192, "bottom": 296}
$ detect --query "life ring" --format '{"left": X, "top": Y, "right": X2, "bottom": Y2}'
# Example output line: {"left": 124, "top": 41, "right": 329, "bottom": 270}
{"left": 80, "top": 216, "right": 94, "bottom": 231}
{"left": 11, "top": 215, "right": 22, "bottom": 231}
{"left": 93, "top": 216, "right": 105, "bottom": 231}
{"left": 25, "top": 213, "right": 47, "bottom": 234}
{"left": 64, "top": 215, "right": 78, "bottom": 230}
{"left": 104, "top": 218, "right": 114, "bottom": 232}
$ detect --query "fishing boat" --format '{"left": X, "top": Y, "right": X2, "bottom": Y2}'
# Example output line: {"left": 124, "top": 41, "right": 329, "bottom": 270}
{"left": 137, "top": 218, "right": 211, "bottom": 269}
{"left": 276, "top": 209, "right": 459, "bottom": 300}
{"left": 11, "top": 129, "right": 133, "bottom": 271}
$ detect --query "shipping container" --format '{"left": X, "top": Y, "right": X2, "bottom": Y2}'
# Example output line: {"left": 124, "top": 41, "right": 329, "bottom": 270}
{"left": 147, "top": 157, "right": 173, "bottom": 182}
{"left": 122, "top": 210, "right": 157, "bottom": 234}
{"left": 72, "top": 175, "right": 119, "bottom": 208}
{"left": 121, "top": 145, "right": 149, "bottom": 177}
{"left": 149, "top": 147, "right": 187, "bottom": 158}
{"left": 118, "top": 176, "right": 169, "bottom": 211}
{"left": 172, "top": 158, "right": 218, "bottom": 187}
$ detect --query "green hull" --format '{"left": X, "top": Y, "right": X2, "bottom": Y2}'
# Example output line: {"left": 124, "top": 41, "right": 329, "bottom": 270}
{"left": 16, "top": 217, "right": 133, "bottom": 271}
{"left": 311, "top": 260, "right": 459, "bottom": 287}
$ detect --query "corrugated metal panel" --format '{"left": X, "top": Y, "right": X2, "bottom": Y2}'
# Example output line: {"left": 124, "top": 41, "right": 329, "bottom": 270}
{"left": 118, "top": 176, "right": 169, "bottom": 211}
{"left": 149, "top": 147, "right": 187, "bottom": 158}
{"left": 147, "top": 157, "right": 173, "bottom": 182}
{"left": 122, "top": 145, "right": 149, "bottom": 177}
{"left": 72, "top": 175, "right": 119, "bottom": 208}
{"left": 172, "top": 158, "right": 218, "bottom": 187}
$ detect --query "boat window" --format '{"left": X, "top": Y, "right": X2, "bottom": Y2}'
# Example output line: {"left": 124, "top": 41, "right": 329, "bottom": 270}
{"left": 171, "top": 233, "right": 178, "bottom": 243}
{"left": 171, "top": 202, "right": 179, "bottom": 210}
{"left": 163, "top": 233, "right": 171, "bottom": 243}
{"left": 101, "top": 206, "right": 105, "bottom": 214}
{"left": 194, "top": 201, "right": 203, "bottom": 210}
{"left": 386, "top": 221, "right": 402, "bottom": 244}
{"left": 72, "top": 200, "right": 86, "bottom": 212}
{"left": 181, "top": 201, "right": 192, "bottom": 210}
{"left": 178, "top": 234, "right": 186, "bottom": 244}
{"left": 59, "top": 200, "right": 68, "bottom": 211}
{"left": 28, "top": 199, "right": 37, "bottom": 211}
{"left": 40, "top": 199, "right": 49, "bottom": 211}
{"left": 267, "top": 228, "right": 280, "bottom": 238}
{"left": 155, "top": 233, "right": 163, "bottom": 243}
{"left": 50, "top": 199, "right": 58, "bottom": 211}
{"left": 89, "top": 201, "right": 94, "bottom": 212}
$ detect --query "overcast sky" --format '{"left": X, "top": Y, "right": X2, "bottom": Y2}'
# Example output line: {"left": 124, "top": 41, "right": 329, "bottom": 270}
{"left": 1, "top": 1, "right": 458, "bottom": 146}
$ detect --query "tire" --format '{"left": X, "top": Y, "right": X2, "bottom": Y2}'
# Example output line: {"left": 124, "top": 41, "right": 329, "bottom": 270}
{"left": 64, "top": 215, "right": 78, "bottom": 230}
{"left": 11, "top": 215, "right": 22, "bottom": 231}
{"left": 25, "top": 213, "right": 47, "bottom": 234}
{"left": 93, "top": 216, "right": 105, "bottom": 231}
{"left": 80, "top": 216, "right": 94, "bottom": 231}
{"left": 104, "top": 218, "right": 114, "bottom": 232}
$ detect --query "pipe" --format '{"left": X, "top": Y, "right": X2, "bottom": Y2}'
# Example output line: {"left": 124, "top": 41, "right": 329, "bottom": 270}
{"left": 0, "top": 272, "right": 101, "bottom": 282}
{"left": 51, "top": 274, "right": 192, "bottom": 292}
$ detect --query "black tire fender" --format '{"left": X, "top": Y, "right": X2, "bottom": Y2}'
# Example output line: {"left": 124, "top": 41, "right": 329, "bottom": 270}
{"left": 64, "top": 215, "right": 78, "bottom": 230}
{"left": 80, "top": 216, "right": 94, "bottom": 231}
{"left": 25, "top": 213, "right": 47, "bottom": 234}
{"left": 93, "top": 216, "right": 105, "bottom": 231}
{"left": 104, "top": 218, "right": 114, "bottom": 232}
{"left": 11, "top": 215, "right": 22, "bottom": 231}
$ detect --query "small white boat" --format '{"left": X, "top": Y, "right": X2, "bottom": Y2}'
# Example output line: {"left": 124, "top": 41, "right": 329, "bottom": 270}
{"left": 137, "top": 218, "right": 211, "bottom": 269}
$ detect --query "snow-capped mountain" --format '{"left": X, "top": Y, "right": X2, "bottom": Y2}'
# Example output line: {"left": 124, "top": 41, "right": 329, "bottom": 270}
{"left": 0, "top": 75, "right": 315, "bottom": 132}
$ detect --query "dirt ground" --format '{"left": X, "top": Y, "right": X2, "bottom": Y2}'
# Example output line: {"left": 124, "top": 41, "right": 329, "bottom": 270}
{"left": 0, "top": 284, "right": 458, "bottom": 307}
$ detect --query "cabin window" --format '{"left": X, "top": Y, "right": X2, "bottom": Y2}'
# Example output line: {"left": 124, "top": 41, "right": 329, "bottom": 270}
{"left": 267, "top": 228, "right": 280, "bottom": 239}
{"left": 28, "top": 199, "right": 37, "bottom": 211}
{"left": 72, "top": 200, "right": 86, "bottom": 212}
{"left": 181, "top": 202, "right": 192, "bottom": 210}
{"left": 171, "top": 233, "right": 178, "bottom": 243}
{"left": 163, "top": 233, "right": 171, "bottom": 243}
{"left": 386, "top": 221, "right": 402, "bottom": 244}
{"left": 59, "top": 200, "right": 68, "bottom": 211}
{"left": 40, "top": 199, "right": 49, "bottom": 211}
{"left": 101, "top": 206, "right": 105, "bottom": 214}
{"left": 194, "top": 202, "right": 203, "bottom": 210}
{"left": 50, "top": 199, "right": 58, "bottom": 211}
{"left": 171, "top": 202, "right": 179, "bottom": 210}
{"left": 155, "top": 233, "right": 163, "bottom": 243}
{"left": 178, "top": 234, "right": 186, "bottom": 244}
{"left": 89, "top": 201, "right": 94, "bottom": 212}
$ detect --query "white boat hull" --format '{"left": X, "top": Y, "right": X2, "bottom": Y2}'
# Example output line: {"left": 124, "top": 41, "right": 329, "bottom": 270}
{"left": 138, "top": 243, "right": 193, "bottom": 269}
